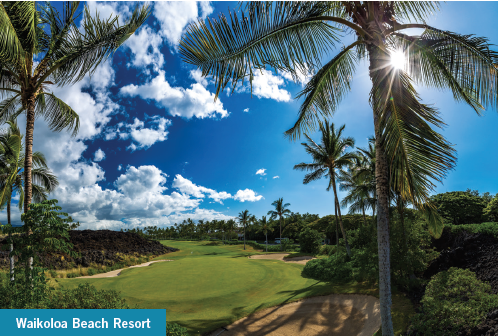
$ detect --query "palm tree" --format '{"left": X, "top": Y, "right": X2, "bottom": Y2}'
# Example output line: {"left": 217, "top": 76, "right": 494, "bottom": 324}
{"left": 256, "top": 216, "right": 274, "bottom": 252}
{"left": 0, "top": 2, "right": 149, "bottom": 213}
{"left": 294, "top": 121, "right": 356, "bottom": 256}
{"left": 179, "top": 2, "right": 498, "bottom": 332}
{"left": 0, "top": 120, "right": 58, "bottom": 280}
{"left": 339, "top": 146, "right": 377, "bottom": 227}
{"left": 226, "top": 219, "right": 236, "bottom": 241}
{"left": 238, "top": 210, "right": 252, "bottom": 250}
{"left": 267, "top": 198, "right": 291, "bottom": 251}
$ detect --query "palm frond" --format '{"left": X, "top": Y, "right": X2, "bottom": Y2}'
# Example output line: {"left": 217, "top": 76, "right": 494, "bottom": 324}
{"left": 371, "top": 50, "right": 456, "bottom": 207}
{"left": 32, "top": 167, "right": 58, "bottom": 192}
{"left": 180, "top": 1, "right": 343, "bottom": 99}
{"left": 36, "top": 92, "right": 79, "bottom": 135}
{"left": 38, "top": 4, "right": 149, "bottom": 87}
{"left": 0, "top": 94, "right": 21, "bottom": 123}
{"left": 0, "top": 2, "right": 27, "bottom": 62}
{"left": 303, "top": 167, "right": 327, "bottom": 184}
{"left": 286, "top": 42, "right": 359, "bottom": 140}
{"left": 394, "top": 27, "right": 498, "bottom": 113}
{"left": 392, "top": 1, "right": 440, "bottom": 23}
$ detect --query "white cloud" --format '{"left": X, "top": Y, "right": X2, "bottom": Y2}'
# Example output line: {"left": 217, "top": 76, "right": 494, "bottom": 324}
{"left": 190, "top": 69, "right": 208, "bottom": 87}
{"left": 233, "top": 189, "right": 264, "bottom": 202}
{"left": 124, "top": 26, "right": 164, "bottom": 71}
{"left": 118, "top": 164, "right": 122, "bottom": 171}
{"left": 243, "top": 108, "right": 249, "bottom": 113}
{"left": 173, "top": 174, "right": 231, "bottom": 204}
{"left": 256, "top": 168, "right": 266, "bottom": 176}
{"left": 128, "top": 117, "right": 171, "bottom": 150}
{"left": 273, "top": 176, "right": 280, "bottom": 179}
{"left": 252, "top": 70, "right": 291, "bottom": 102}
{"left": 278, "top": 67, "right": 313, "bottom": 86}
{"left": 120, "top": 70, "right": 228, "bottom": 119}
{"left": 153, "top": 1, "right": 214, "bottom": 47}
{"left": 94, "top": 148, "right": 105, "bottom": 162}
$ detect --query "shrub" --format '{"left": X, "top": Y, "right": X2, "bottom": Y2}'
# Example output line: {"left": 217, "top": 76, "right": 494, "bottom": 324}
{"left": 87, "top": 268, "right": 97, "bottom": 276}
{"left": 429, "top": 191, "right": 487, "bottom": 224}
{"left": 446, "top": 222, "right": 498, "bottom": 238}
{"left": 299, "top": 228, "right": 322, "bottom": 255}
{"left": 320, "top": 245, "right": 336, "bottom": 256}
{"left": 301, "top": 247, "right": 352, "bottom": 282}
{"left": 167, "top": 323, "right": 189, "bottom": 336}
{"left": 49, "top": 283, "right": 131, "bottom": 309}
{"left": 66, "top": 272, "right": 80, "bottom": 278}
{"left": 411, "top": 268, "right": 498, "bottom": 335}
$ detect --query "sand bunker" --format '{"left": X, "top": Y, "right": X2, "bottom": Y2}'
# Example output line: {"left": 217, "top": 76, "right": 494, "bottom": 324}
{"left": 77, "top": 260, "right": 172, "bottom": 278}
{"left": 249, "top": 253, "right": 315, "bottom": 265}
{"left": 207, "top": 294, "right": 380, "bottom": 336}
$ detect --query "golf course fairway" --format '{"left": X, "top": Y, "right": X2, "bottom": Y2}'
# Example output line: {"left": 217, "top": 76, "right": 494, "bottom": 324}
{"left": 58, "top": 241, "right": 413, "bottom": 335}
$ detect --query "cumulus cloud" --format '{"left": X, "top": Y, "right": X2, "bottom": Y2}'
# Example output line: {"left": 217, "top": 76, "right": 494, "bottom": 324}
{"left": 94, "top": 148, "right": 105, "bottom": 162}
{"left": 243, "top": 108, "right": 249, "bottom": 113}
{"left": 120, "top": 70, "right": 228, "bottom": 119}
{"left": 252, "top": 70, "right": 291, "bottom": 102}
{"left": 172, "top": 175, "right": 231, "bottom": 204}
{"left": 273, "top": 176, "right": 280, "bottom": 179}
{"left": 154, "top": 1, "right": 213, "bottom": 47}
{"left": 124, "top": 25, "right": 164, "bottom": 71}
{"left": 256, "top": 168, "right": 266, "bottom": 176}
{"left": 233, "top": 189, "right": 264, "bottom": 202}
{"left": 190, "top": 69, "right": 208, "bottom": 87}
{"left": 118, "top": 164, "right": 122, "bottom": 171}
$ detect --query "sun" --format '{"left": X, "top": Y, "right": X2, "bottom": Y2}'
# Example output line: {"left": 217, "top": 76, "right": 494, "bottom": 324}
{"left": 390, "top": 50, "right": 406, "bottom": 70}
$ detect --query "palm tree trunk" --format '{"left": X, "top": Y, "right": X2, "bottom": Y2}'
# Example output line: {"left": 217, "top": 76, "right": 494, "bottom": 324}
{"left": 331, "top": 174, "right": 351, "bottom": 257}
{"left": 24, "top": 93, "right": 36, "bottom": 279}
{"left": 279, "top": 217, "right": 283, "bottom": 251}
{"left": 334, "top": 203, "right": 339, "bottom": 246}
{"left": 7, "top": 197, "right": 14, "bottom": 281}
{"left": 243, "top": 223, "right": 246, "bottom": 250}
{"left": 266, "top": 232, "right": 268, "bottom": 252}
{"left": 368, "top": 43, "right": 394, "bottom": 336}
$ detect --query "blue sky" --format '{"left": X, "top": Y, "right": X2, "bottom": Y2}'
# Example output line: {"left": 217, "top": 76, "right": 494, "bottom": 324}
{"left": 4, "top": 1, "right": 498, "bottom": 228}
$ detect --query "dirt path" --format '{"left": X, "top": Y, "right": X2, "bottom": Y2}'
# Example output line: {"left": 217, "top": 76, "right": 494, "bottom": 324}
{"left": 249, "top": 253, "right": 315, "bottom": 265}
{"left": 207, "top": 294, "right": 380, "bottom": 336}
{"left": 77, "top": 260, "right": 173, "bottom": 278}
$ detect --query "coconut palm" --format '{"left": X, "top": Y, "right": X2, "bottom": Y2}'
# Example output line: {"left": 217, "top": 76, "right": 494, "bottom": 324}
{"left": 0, "top": 119, "right": 58, "bottom": 280}
{"left": 226, "top": 219, "right": 237, "bottom": 241}
{"left": 267, "top": 198, "right": 291, "bottom": 251}
{"left": 238, "top": 210, "right": 252, "bottom": 250}
{"left": 0, "top": 1, "right": 149, "bottom": 213}
{"left": 256, "top": 216, "right": 274, "bottom": 252}
{"left": 294, "top": 121, "right": 356, "bottom": 256}
{"left": 179, "top": 2, "right": 498, "bottom": 332}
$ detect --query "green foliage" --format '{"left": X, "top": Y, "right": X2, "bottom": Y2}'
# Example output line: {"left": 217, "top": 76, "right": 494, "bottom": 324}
{"left": 167, "top": 323, "right": 189, "bottom": 336}
{"left": 411, "top": 268, "right": 498, "bottom": 335}
{"left": 299, "top": 228, "right": 322, "bottom": 254}
{"left": 301, "top": 247, "right": 352, "bottom": 282}
{"left": 50, "top": 283, "right": 131, "bottom": 309}
{"left": 484, "top": 194, "right": 498, "bottom": 222}
{"left": 430, "top": 191, "right": 487, "bottom": 224}
{"left": 445, "top": 222, "right": 498, "bottom": 238}
{"left": 280, "top": 238, "right": 295, "bottom": 252}
{"left": 320, "top": 244, "right": 336, "bottom": 256}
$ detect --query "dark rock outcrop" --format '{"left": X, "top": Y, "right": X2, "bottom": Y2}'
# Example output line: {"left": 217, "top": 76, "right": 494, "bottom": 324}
{"left": 0, "top": 230, "right": 178, "bottom": 269}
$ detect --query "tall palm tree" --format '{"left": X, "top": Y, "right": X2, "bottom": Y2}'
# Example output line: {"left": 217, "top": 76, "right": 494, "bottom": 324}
{"left": 226, "top": 219, "right": 236, "bottom": 241}
{"left": 0, "top": 120, "right": 58, "bottom": 280}
{"left": 238, "top": 210, "right": 252, "bottom": 250}
{"left": 267, "top": 198, "right": 291, "bottom": 251}
{"left": 256, "top": 216, "right": 274, "bottom": 252}
{"left": 294, "top": 121, "right": 356, "bottom": 257}
{"left": 0, "top": 2, "right": 149, "bottom": 213}
{"left": 179, "top": 2, "right": 498, "bottom": 332}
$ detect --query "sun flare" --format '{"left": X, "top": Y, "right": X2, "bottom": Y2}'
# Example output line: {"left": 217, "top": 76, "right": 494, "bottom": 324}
{"left": 390, "top": 50, "right": 406, "bottom": 70}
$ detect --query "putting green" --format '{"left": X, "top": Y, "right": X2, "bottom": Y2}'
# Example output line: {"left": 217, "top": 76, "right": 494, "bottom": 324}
{"left": 58, "top": 241, "right": 412, "bottom": 335}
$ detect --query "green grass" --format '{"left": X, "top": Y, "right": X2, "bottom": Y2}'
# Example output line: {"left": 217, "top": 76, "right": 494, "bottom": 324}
{"left": 57, "top": 240, "right": 414, "bottom": 335}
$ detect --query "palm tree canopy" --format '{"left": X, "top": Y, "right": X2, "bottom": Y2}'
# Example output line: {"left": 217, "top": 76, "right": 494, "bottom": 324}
{"left": 0, "top": 1, "right": 150, "bottom": 133}
{"left": 267, "top": 197, "right": 291, "bottom": 220}
{"left": 294, "top": 121, "right": 356, "bottom": 191}
{"left": 0, "top": 120, "right": 57, "bottom": 209}
{"left": 179, "top": 1, "right": 498, "bottom": 235}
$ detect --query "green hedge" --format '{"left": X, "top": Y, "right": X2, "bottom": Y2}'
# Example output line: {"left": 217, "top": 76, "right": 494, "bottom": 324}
{"left": 411, "top": 267, "right": 498, "bottom": 335}
{"left": 445, "top": 222, "right": 498, "bottom": 238}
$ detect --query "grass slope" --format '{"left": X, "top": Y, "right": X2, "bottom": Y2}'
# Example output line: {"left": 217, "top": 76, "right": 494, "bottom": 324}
{"left": 57, "top": 241, "right": 413, "bottom": 335}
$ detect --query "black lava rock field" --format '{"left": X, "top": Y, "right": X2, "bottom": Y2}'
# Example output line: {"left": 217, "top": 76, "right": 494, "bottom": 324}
{"left": 0, "top": 230, "right": 178, "bottom": 270}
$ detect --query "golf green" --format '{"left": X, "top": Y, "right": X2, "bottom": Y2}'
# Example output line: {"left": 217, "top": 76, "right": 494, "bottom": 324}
{"left": 57, "top": 241, "right": 410, "bottom": 335}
